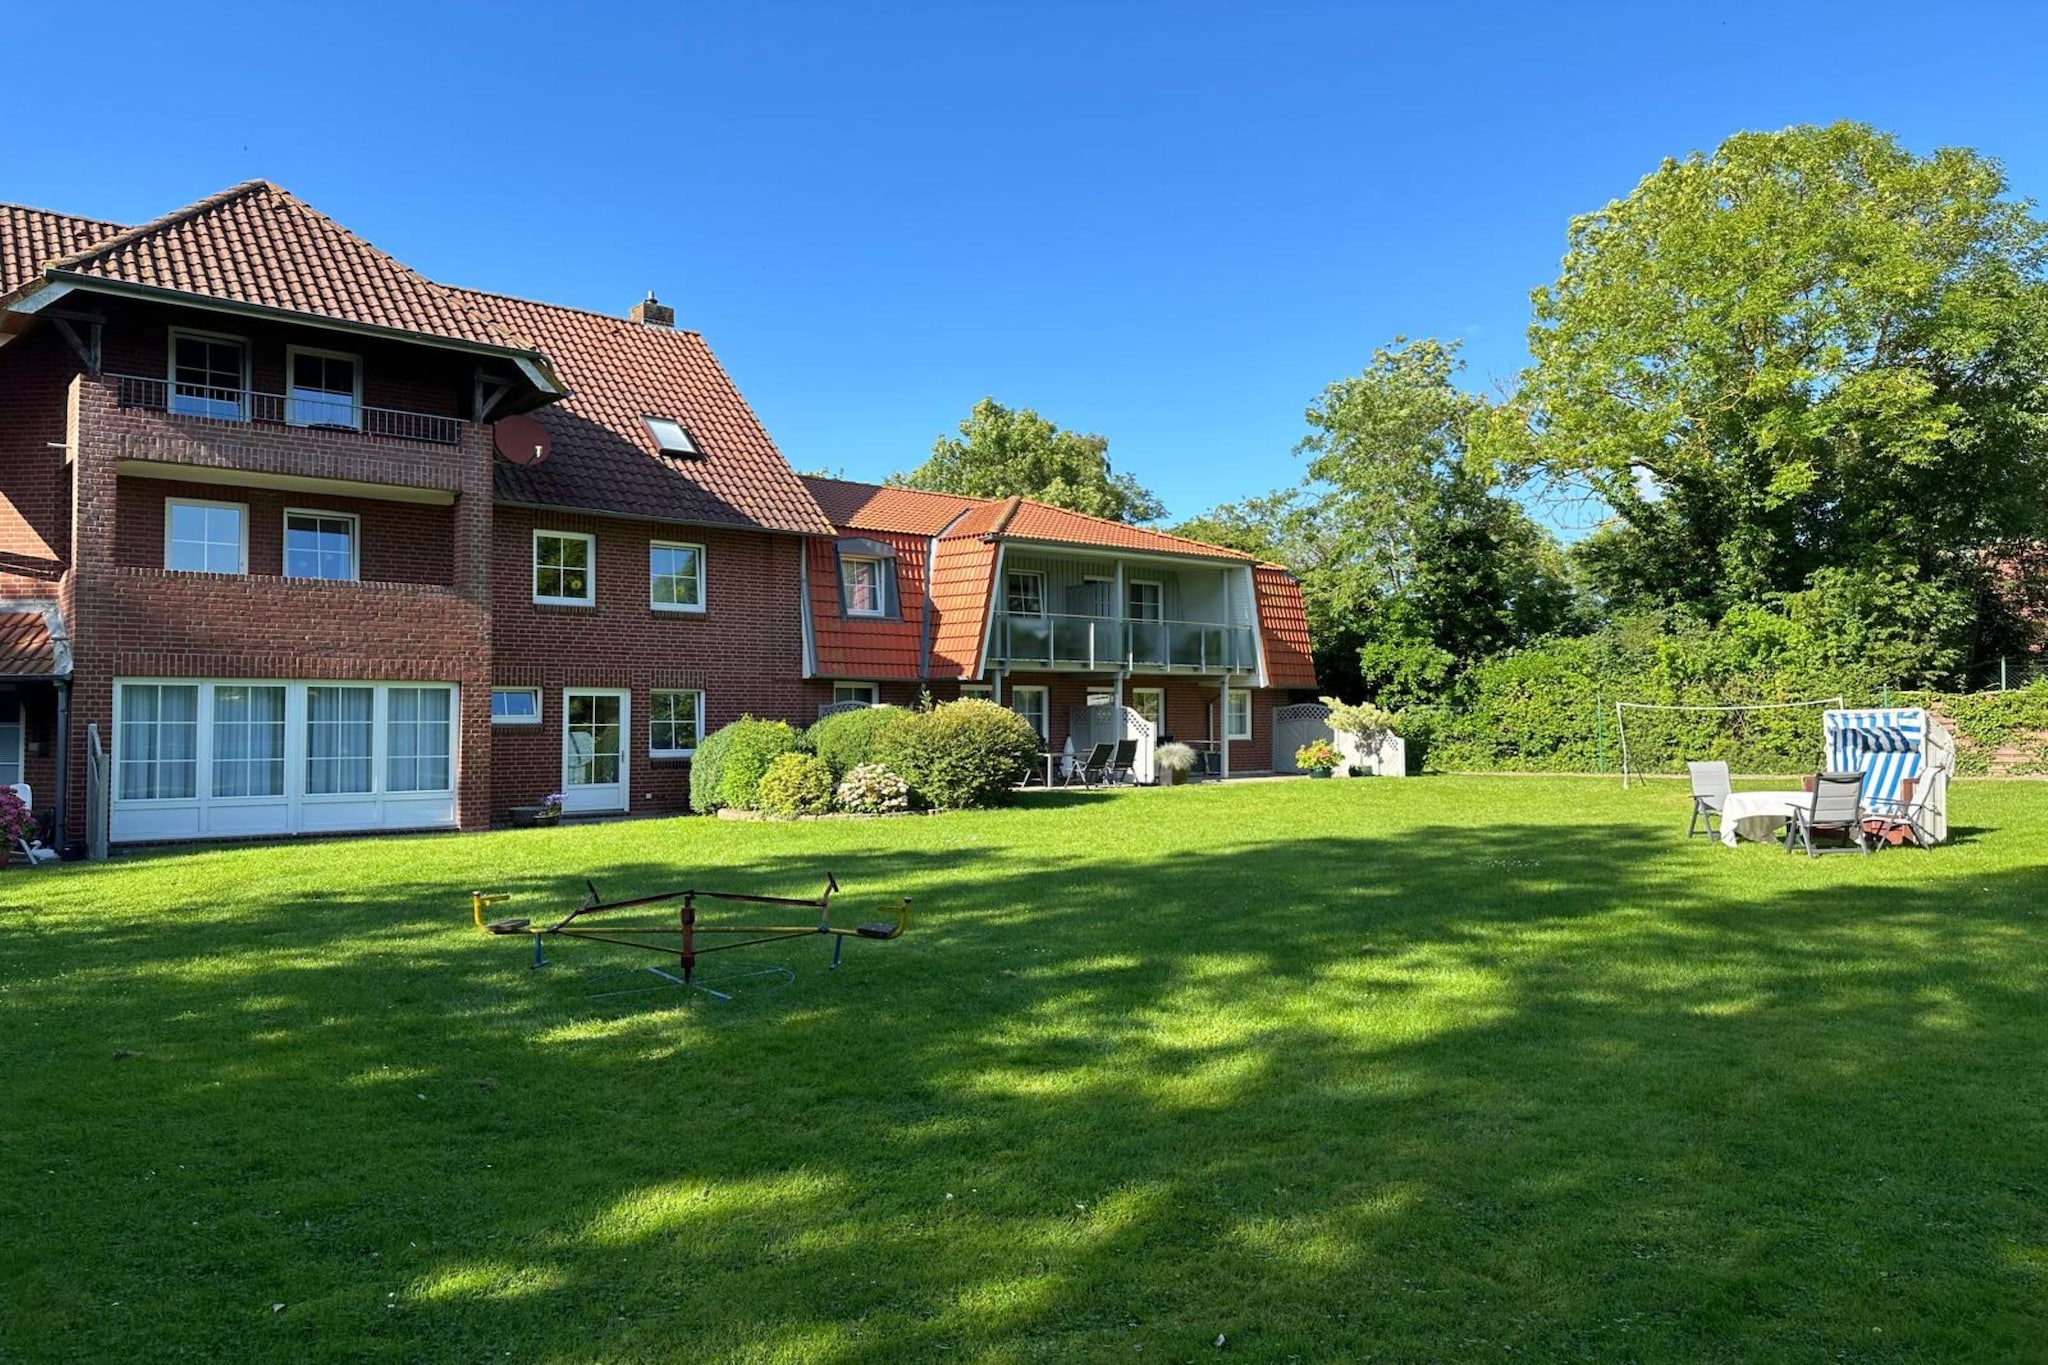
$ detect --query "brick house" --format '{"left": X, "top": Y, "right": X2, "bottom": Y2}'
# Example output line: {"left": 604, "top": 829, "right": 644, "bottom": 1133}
{"left": 0, "top": 181, "right": 1315, "bottom": 848}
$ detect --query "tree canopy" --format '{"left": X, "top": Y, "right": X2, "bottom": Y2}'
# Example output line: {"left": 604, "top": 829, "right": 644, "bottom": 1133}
{"left": 892, "top": 397, "right": 1165, "bottom": 522}
{"left": 1518, "top": 121, "right": 2048, "bottom": 622}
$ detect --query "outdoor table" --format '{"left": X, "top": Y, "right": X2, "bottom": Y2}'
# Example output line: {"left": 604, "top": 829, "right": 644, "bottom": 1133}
{"left": 1719, "top": 790, "right": 1808, "bottom": 848}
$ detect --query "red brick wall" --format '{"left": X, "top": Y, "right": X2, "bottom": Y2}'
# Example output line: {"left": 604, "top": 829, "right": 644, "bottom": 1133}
{"left": 488, "top": 507, "right": 813, "bottom": 817}
{"left": 0, "top": 329, "right": 78, "bottom": 594}
{"left": 115, "top": 476, "right": 455, "bottom": 585}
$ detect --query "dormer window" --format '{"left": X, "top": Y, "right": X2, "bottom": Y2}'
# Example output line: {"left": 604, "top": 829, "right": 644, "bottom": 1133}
{"left": 834, "top": 538, "right": 899, "bottom": 618}
{"left": 642, "top": 416, "right": 700, "bottom": 457}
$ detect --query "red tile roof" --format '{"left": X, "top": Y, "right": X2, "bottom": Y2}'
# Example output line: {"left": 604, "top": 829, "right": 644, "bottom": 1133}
{"left": 927, "top": 538, "right": 1001, "bottom": 679}
{"left": 807, "top": 532, "right": 931, "bottom": 679}
{"left": 0, "top": 609, "right": 59, "bottom": 678}
{"left": 25, "top": 182, "right": 537, "bottom": 356}
{"left": 996, "top": 500, "right": 1256, "bottom": 561}
{"left": 469, "top": 290, "right": 833, "bottom": 536}
{"left": 0, "top": 204, "right": 123, "bottom": 297}
{"left": 801, "top": 477, "right": 982, "bottom": 537}
{"left": 1254, "top": 566, "right": 1318, "bottom": 689}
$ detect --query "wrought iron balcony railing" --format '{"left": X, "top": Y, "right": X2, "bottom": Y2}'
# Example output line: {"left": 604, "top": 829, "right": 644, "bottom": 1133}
{"left": 990, "top": 610, "right": 1258, "bottom": 673}
{"left": 108, "top": 373, "right": 464, "bottom": 446}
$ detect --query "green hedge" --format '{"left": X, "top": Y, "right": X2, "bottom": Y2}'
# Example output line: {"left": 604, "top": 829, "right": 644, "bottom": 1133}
{"left": 755, "top": 752, "right": 838, "bottom": 816}
{"left": 806, "top": 705, "right": 910, "bottom": 780}
{"left": 689, "top": 716, "right": 808, "bottom": 811}
{"left": 872, "top": 698, "right": 1041, "bottom": 809}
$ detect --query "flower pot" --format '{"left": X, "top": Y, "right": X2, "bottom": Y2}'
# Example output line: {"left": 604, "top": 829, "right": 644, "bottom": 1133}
{"left": 509, "top": 805, "right": 562, "bottom": 828}
{"left": 1308, "top": 769, "right": 1332, "bottom": 779}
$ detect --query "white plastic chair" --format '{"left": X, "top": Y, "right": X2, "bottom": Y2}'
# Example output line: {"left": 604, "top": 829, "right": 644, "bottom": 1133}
{"left": 5, "top": 783, "right": 58, "bottom": 865}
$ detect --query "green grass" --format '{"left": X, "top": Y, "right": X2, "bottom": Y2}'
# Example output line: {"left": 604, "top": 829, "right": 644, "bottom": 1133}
{"left": 4, "top": 777, "right": 2047, "bottom": 1362}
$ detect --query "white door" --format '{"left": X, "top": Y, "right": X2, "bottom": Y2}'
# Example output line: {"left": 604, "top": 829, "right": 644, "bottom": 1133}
{"left": 562, "top": 689, "right": 629, "bottom": 812}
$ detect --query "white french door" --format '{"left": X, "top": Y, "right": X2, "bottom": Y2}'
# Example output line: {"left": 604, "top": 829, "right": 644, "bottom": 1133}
{"left": 562, "top": 689, "right": 629, "bottom": 813}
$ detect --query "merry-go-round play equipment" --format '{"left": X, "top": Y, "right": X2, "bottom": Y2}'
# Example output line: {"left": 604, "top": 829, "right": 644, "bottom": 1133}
{"left": 472, "top": 874, "right": 909, "bottom": 999}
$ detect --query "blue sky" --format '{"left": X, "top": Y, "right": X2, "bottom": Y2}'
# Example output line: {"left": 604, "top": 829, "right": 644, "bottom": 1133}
{"left": 7, "top": 1, "right": 2047, "bottom": 530}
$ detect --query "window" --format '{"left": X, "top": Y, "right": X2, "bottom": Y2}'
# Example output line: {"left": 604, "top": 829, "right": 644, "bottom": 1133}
{"left": 116, "top": 683, "right": 199, "bottom": 800}
{"left": 284, "top": 510, "right": 359, "bottom": 581}
{"left": 1006, "top": 571, "right": 1045, "bottom": 616}
{"left": 833, "top": 682, "right": 879, "bottom": 707}
{"left": 1011, "top": 685, "right": 1049, "bottom": 741}
{"left": 169, "top": 330, "right": 247, "bottom": 420}
{"left": 960, "top": 684, "right": 993, "bottom": 701}
{"left": 649, "top": 689, "right": 704, "bottom": 757}
{"left": 210, "top": 685, "right": 286, "bottom": 798}
{"left": 1128, "top": 580, "right": 1164, "bottom": 622}
{"left": 642, "top": 416, "right": 700, "bottom": 457}
{"left": 286, "top": 347, "right": 361, "bottom": 429}
{"left": 491, "top": 688, "right": 541, "bottom": 726}
{"left": 0, "top": 692, "right": 22, "bottom": 787}
{"left": 387, "top": 687, "right": 453, "bottom": 793}
{"left": 306, "top": 685, "right": 375, "bottom": 795}
{"left": 165, "top": 499, "right": 248, "bottom": 574}
{"left": 534, "top": 530, "right": 595, "bottom": 606}
{"left": 841, "top": 557, "right": 886, "bottom": 616}
{"left": 1225, "top": 689, "right": 1252, "bottom": 741}
{"left": 1133, "top": 687, "right": 1165, "bottom": 733}
{"left": 650, "top": 542, "right": 705, "bottom": 612}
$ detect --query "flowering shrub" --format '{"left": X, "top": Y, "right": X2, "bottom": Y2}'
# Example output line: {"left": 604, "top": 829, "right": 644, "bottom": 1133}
{"left": 540, "top": 791, "right": 565, "bottom": 815}
{"left": 754, "top": 752, "right": 838, "bottom": 816}
{"left": 0, "top": 787, "right": 31, "bottom": 846}
{"left": 836, "top": 763, "right": 912, "bottom": 815}
{"left": 1295, "top": 738, "right": 1341, "bottom": 773}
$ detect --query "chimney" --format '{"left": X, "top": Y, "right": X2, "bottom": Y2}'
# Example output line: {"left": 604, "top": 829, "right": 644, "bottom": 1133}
{"left": 629, "top": 291, "right": 675, "bottom": 328}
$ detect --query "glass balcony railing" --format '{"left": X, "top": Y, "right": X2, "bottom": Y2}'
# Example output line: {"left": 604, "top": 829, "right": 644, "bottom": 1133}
{"left": 989, "top": 611, "right": 1258, "bottom": 672}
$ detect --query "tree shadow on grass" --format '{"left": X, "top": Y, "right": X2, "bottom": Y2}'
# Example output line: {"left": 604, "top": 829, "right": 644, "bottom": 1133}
{"left": 5, "top": 813, "right": 2048, "bottom": 1362}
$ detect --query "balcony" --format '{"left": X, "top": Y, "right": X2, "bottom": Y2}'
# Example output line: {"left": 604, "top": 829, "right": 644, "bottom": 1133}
{"left": 990, "top": 610, "right": 1258, "bottom": 674}
{"left": 109, "top": 373, "right": 463, "bottom": 446}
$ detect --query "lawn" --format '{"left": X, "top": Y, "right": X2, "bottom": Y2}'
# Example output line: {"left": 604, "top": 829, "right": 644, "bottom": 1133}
{"left": 3, "top": 777, "right": 2047, "bottom": 1363}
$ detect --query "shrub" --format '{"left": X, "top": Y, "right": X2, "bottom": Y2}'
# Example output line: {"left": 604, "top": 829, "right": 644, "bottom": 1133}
{"left": 754, "top": 752, "right": 838, "bottom": 816}
{"left": 1154, "top": 741, "right": 1197, "bottom": 777}
{"left": 836, "top": 763, "right": 912, "bottom": 815}
{"left": 873, "top": 698, "right": 1041, "bottom": 809}
{"left": 1295, "top": 738, "right": 1341, "bottom": 773}
{"left": 0, "top": 787, "right": 31, "bottom": 846}
{"left": 806, "top": 705, "right": 911, "bottom": 779}
{"left": 690, "top": 716, "right": 806, "bottom": 811}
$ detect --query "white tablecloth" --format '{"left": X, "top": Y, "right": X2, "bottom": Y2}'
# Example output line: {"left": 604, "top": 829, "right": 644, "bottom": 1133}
{"left": 1719, "top": 790, "right": 1808, "bottom": 847}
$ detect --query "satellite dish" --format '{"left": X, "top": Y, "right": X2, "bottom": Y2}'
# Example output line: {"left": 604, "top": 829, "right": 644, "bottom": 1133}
{"left": 492, "top": 415, "right": 551, "bottom": 466}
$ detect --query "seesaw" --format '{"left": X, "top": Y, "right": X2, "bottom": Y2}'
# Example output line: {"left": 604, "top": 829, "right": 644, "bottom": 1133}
{"left": 472, "top": 875, "right": 908, "bottom": 1000}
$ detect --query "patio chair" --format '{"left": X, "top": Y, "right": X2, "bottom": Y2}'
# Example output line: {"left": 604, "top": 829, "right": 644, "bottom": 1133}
{"left": 1686, "top": 761, "right": 1730, "bottom": 839}
{"left": 1105, "top": 739, "right": 1139, "bottom": 786}
{"left": 4, "top": 783, "right": 58, "bottom": 866}
{"left": 1069, "top": 743, "right": 1115, "bottom": 788}
{"left": 1784, "top": 772, "right": 1870, "bottom": 857}
{"left": 1861, "top": 771, "right": 1942, "bottom": 851}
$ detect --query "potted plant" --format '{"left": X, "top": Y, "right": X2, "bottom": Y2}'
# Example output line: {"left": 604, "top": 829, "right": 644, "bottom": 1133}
{"left": 1155, "top": 742, "right": 1197, "bottom": 787}
{"left": 509, "top": 792, "right": 565, "bottom": 828}
{"left": 0, "top": 787, "right": 29, "bottom": 868}
{"left": 1295, "top": 738, "right": 1341, "bottom": 778}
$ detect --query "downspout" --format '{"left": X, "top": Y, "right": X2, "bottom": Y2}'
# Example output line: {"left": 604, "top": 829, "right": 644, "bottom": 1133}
{"left": 52, "top": 679, "right": 70, "bottom": 852}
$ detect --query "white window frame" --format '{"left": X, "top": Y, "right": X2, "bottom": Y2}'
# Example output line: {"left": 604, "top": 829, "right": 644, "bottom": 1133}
{"left": 284, "top": 344, "right": 364, "bottom": 430}
{"left": 533, "top": 529, "right": 596, "bottom": 607}
{"left": 833, "top": 682, "right": 880, "bottom": 707}
{"left": 1225, "top": 689, "right": 1253, "bottom": 740}
{"left": 282, "top": 507, "right": 361, "bottom": 582}
{"left": 840, "top": 556, "right": 887, "bottom": 617}
{"left": 642, "top": 415, "right": 700, "bottom": 457}
{"left": 649, "top": 688, "right": 706, "bottom": 758}
{"left": 1011, "top": 684, "right": 1050, "bottom": 740}
{"left": 0, "top": 689, "right": 26, "bottom": 788}
{"left": 491, "top": 687, "right": 542, "bottom": 727}
{"left": 1006, "top": 571, "right": 1046, "bottom": 616}
{"left": 959, "top": 684, "right": 993, "bottom": 701}
{"left": 1132, "top": 687, "right": 1165, "bottom": 732}
{"left": 164, "top": 497, "right": 249, "bottom": 575}
{"left": 167, "top": 327, "right": 250, "bottom": 420}
{"left": 649, "top": 540, "right": 706, "bottom": 613}
{"left": 1127, "top": 579, "right": 1164, "bottom": 622}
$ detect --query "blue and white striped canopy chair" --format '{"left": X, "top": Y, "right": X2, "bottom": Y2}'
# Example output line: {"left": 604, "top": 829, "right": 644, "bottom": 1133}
{"left": 1822, "top": 708, "right": 1955, "bottom": 846}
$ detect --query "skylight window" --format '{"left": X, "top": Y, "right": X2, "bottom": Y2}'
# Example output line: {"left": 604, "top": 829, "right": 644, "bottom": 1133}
{"left": 643, "top": 416, "right": 700, "bottom": 457}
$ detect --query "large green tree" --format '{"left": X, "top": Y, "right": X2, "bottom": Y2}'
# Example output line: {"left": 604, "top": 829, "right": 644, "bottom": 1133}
{"left": 1518, "top": 121, "right": 2048, "bottom": 624}
{"left": 892, "top": 397, "right": 1165, "bottom": 522}
{"left": 1179, "top": 339, "right": 1578, "bottom": 703}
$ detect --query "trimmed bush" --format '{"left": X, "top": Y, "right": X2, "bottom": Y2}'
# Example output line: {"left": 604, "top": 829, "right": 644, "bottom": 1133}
{"left": 873, "top": 698, "right": 1040, "bottom": 809}
{"left": 689, "top": 716, "right": 806, "bottom": 811}
{"left": 836, "top": 763, "right": 912, "bottom": 814}
{"left": 754, "top": 752, "right": 838, "bottom": 816}
{"left": 806, "top": 705, "right": 911, "bottom": 779}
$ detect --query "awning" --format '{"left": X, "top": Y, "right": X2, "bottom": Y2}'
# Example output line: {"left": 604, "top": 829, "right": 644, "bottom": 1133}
{"left": 0, "top": 606, "right": 69, "bottom": 680}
